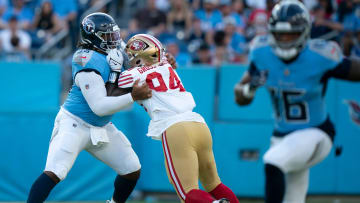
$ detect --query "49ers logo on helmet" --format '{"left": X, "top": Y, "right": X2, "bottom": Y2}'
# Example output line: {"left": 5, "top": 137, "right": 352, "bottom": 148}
{"left": 130, "top": 40, "right": 145, "bottom": 51}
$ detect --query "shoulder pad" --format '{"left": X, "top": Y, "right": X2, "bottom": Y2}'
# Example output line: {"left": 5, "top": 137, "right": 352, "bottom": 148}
{"left": 308, "top": 39, "right": 342, "bottom": 62}
{"left": 249, "top": 35, "right": 269, "bottom": 51}
{"left": 73, "top": 49, "right": 95, "bottom": 67}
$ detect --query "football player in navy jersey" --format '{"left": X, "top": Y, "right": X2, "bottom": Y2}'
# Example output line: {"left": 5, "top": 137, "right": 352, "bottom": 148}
{"left": 234, "top": 1, "right": 360, "bottom": 203}
{"left": 26, "top": 12, "right": 153, "bottom": 203}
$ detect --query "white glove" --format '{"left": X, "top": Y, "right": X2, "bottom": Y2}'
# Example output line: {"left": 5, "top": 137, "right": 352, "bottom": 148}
{"left": 107, "top": 49, "right": 124, "bottom": 72}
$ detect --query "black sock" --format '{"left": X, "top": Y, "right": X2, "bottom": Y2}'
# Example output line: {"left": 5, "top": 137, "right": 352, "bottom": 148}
{"left": 27, "top": 173, "right": 57, "bottom": 203}
{"left": 265, "top": 163, "right": 285, "bottom": 203}
{"left": 112, "top": 175, "right": 139, "bottom": 203}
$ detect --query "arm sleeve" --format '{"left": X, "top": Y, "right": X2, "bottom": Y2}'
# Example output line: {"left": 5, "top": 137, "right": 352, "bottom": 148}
{"left": 75, "top": 71, "right": 134, "bottom": 117}
{"left": 118, "top": 69, "right": 138, "bottom": 88}
{"left": 321, "top": 58, "right": 351, "bottom": 82}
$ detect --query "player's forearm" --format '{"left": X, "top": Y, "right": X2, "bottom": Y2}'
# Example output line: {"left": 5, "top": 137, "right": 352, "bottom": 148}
{"left": 76, "top": 71, "right": 134, "bottom": 117}
{"left": 91, "top": 93, "right": 133, "bottom": 116}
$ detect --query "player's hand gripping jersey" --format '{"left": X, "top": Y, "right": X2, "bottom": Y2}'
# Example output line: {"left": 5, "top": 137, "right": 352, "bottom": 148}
{"left": 118, "top": 61, "right": 205, "bottom": 139}
{"left": 249, "top": 35, "right": 347, "bottom": 135}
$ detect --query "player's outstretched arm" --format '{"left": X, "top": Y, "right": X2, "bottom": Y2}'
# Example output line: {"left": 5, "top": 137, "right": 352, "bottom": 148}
{"left": 326, "top": 57, "right": 360, "bottom": 82}
{"left": 234, "top": 72, "right": 255, "bottom": 106}
{"left": 76, "top": 71, "right": 135, "bottom": 116}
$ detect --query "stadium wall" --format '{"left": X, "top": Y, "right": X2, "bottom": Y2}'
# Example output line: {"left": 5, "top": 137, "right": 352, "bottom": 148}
{"left": 0, "top": 62, "right": 359, "bottom": 201}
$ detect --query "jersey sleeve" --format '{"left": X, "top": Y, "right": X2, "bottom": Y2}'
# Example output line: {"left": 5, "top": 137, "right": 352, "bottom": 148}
{"left": 248, "top": 35, "right": 269, "bottom": 70}
{"left": 309, "top": 40, "right": 350, "bottom": 81}
{"left": 72, "top": 49, "right": 107, "bottom": 80}
{"left": 309, "top": 39, "right": 344, "bottom": 71}
{"left": 118, "top": 68, "right": 140, "bottom": 88}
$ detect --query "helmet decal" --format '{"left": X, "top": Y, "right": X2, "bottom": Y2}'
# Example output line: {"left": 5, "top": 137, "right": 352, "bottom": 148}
{"left": 80, "top": 12, "right": 122, "bottom": 52}
{"left": 129, "top": 40, "right": 146, "bottom": 51}
{"left": 82, "top": 18, "right": 95, "bottom": 34}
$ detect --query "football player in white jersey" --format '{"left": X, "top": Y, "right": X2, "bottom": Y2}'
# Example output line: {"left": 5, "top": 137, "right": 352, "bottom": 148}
{"left": 234, "top": 1, "right": 360, "bottom": 203}
{"left": 26, "top": 13, "right": 153, "bottom": 203}
{"left": 109, "top": 34, "right": 239, "bottom": 203}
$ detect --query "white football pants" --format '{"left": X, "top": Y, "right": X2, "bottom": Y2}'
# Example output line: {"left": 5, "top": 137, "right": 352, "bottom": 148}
{"left": 263, "top": 128, "right": 332, "bottom": 203}
{"left": 44, "top": 108, "right": 141, "bottom": 180}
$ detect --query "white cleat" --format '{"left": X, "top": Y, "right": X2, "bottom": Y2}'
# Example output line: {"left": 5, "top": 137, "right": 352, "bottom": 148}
{"left": 106, "top": 199, "right": 115, "bottom": 203}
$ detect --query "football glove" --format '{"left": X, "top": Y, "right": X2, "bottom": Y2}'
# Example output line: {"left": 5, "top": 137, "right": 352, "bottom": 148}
{"left": 107, "top": 48, "right": 124, "bottom": 73}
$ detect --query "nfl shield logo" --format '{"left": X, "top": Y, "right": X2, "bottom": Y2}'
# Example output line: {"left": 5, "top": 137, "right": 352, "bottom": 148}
{"left": 85, "top": 84, "right": 90, "bottom": 90}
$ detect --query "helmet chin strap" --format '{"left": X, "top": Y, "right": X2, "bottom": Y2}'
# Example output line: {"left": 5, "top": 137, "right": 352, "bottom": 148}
{"left": 274, "top": 47, "right": 298, "bottom": 61}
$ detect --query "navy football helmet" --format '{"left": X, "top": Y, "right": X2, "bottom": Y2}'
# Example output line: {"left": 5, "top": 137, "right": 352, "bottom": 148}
{"left": 80, "top": 12, "right": 122, "bottom": 52}
{"left": 268, "top": 0, "right": 311, "bottom": 60}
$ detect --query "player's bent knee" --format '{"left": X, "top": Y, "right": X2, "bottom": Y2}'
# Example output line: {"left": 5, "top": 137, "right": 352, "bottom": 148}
{"left": 263, "top": 152, "right": 287, "bottom": 173}
{"left": 44, "top": 163, "right": 70, "bottom": 182}
{"left": 120, "top": 169, "right": 141, "bottom": 181}
{"left": 44, "top": 171, "right": 61, "bottom": 184}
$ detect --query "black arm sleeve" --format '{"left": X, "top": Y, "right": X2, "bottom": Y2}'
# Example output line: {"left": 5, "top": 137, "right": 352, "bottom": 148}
{"left": 321, "top": 58, "right": 351, "bottom": 83}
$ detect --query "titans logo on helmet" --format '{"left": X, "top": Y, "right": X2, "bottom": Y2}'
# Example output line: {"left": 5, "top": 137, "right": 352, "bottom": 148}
{"left": 82, "top": 18, "right": 95, "bottom": 34}
{"left": 345, "top": 100, "right": 360, "bottom": 126}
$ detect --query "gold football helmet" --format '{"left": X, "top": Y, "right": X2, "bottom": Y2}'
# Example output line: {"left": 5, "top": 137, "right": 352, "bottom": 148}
{"left": 125, "top": 34, "right": 165, "bottom": 67}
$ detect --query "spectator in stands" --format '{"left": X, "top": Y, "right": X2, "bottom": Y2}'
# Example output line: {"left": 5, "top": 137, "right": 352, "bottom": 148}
{"left": 194, "top": 0, "right": 222, "bottom": 32}
{"left": 301, "top": 0, "right": 318, "bottom": 10}
{"left": 190, "top": 0, "right": 201, "bottom": 11}
{"left": 246, "top": 0, "right": 266, "bottom": 9}
{"left": 310, "top": 4, "right": 343, "bottom": 40}
{"left": 49, "top": 0, "right": 77, "bottom": 22}
{"left": 2, "top": 0, "right": 34, "bottom": 30}
{"left": 156, "top": 0, "right": 170, "bottom": 12}
{"left": 186, "top": 17, "right": 207, "bottom": 54}
{"left": 49, "top": 0, "right": 77, "bottom": 49}
{"left": 31, "top": 0, "right": 64, "bottom": 47}
{"left": 192, "top": 42, "right": 212, "bottom": 65}
{"left": 217, "top": 0, "right": 246, "bottom": 34}
{"left": 167, "top": 0, "right": 193, "bottom": 39}
{"left": 129, "top": 0, "right": 167, "bottom": 36}
{"left": 336, "top": 0, "right": 360, "bottom": 33}
{"left": 246, "top": 0, "right": 274, "bottom": 39}
{"left": 0, "top": 0, "right": 7, "bottom": 29}
{"left": 165, "top": 39, "right": 192, "bottom": 67}
{"left": 223, "top": 16, "right": 248, "bottom": 63}
{"left": 0, "top": 16, "right": 30, "bottom": 61}
{"left": 212, "top": 30, "right": 232, "bottom": 67}
{"left": 317, "top": 0, "right": 335, "bottom": 19}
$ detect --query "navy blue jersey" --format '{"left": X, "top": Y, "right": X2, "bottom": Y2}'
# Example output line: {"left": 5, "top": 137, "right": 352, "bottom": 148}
{"left": 63, "top": 49, "right": 112, "bottom": 126}
{"left": 249, "top": 35, "right": 349, "bottom": 134}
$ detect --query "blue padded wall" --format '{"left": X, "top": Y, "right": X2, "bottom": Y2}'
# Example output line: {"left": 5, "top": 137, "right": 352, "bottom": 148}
{"left": 218, "top": 65, "right": 273, "bottom": 121}
{"left": 0, "top": 62, "right": 61, "bottom": 112}
{"left": 1, "top": 62, "right": 360, "bottom": 201}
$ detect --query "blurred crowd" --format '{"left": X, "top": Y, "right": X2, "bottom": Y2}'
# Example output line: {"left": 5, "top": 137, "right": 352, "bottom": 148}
{"left": 1, "top": 0, "right": 360, "bottom": 67}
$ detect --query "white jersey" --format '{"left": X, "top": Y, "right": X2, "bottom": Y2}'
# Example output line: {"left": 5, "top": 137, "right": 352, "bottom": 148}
{"left": 118, "top": 61, "right": 205, "bottom": 139}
